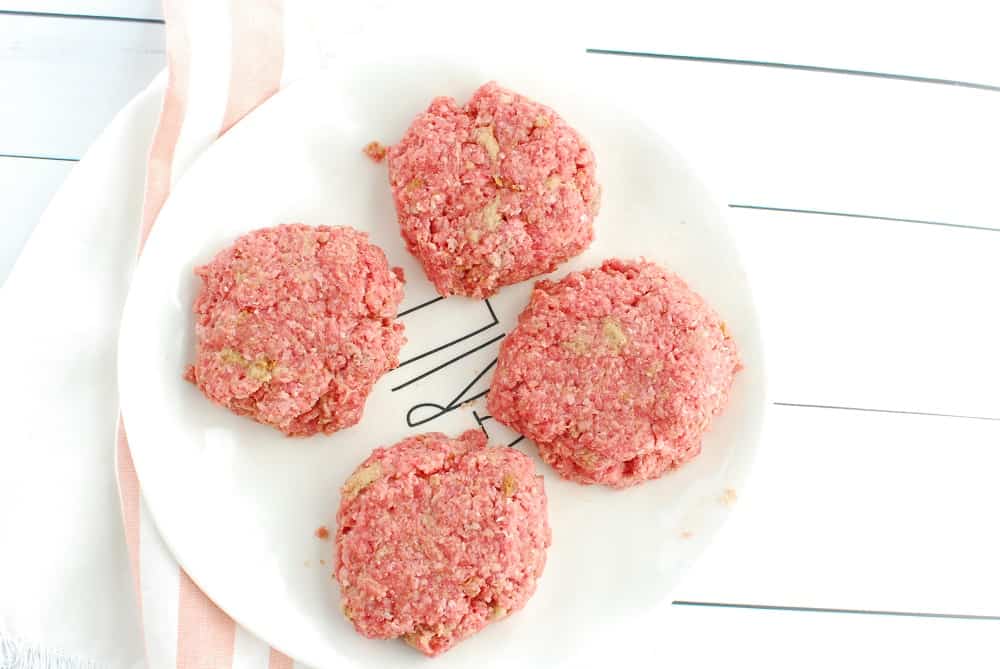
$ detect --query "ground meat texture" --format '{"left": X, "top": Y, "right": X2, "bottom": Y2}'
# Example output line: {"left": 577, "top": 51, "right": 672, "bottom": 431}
{"left": 388, "top": 81, "right": 600, "bottom": 298}
{"left": 187, "top": 224, "right": 405, "bottom": 436}
{"left": 363, "top": 141, "right": 387, "bottom": 163}
{"left": 487, "top": 259, "right": 741, "bottom": 488}
{"left": 335, "top": 430, "right": 551, "bottom": 657}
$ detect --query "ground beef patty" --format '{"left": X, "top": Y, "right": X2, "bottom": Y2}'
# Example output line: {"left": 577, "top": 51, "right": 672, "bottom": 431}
{"left": 186, "top": 224, "right": 405, "bottom": 436}
{"left": 387, "top": 81, "right": 600, "bottom": 298}
{"left": 487, "top": 259, "right": 741, "bottom": 488}
{"left": 335, "top": 430, "right": 551, "bottom": 656}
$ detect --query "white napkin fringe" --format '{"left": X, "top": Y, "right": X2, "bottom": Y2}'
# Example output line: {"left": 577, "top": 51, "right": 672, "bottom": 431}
{"left": 0, "top": 637, "right": 100, "bottom": 669}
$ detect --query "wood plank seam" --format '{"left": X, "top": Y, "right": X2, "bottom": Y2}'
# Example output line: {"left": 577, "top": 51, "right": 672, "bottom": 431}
{"left": 673, "top": 601, "right": 1000, "bottom": 621}
{"left": 0, "top": 9, "right": 163, "bottom": 24}
{"left": 586, "top": 48, "right": 1000, "bottom": 93}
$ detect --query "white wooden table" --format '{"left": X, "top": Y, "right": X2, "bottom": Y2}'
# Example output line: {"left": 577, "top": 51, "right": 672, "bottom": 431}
{"left": 2, "top": 2, "right": 998, "bottom": 667}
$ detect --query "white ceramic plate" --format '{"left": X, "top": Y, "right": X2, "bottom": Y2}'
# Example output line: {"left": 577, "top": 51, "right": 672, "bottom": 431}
{"left": 118, "top": 54, "right": 766, "bottom": 668}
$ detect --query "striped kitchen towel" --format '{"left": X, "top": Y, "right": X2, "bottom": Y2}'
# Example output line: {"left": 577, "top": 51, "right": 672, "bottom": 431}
{"left": 117, "top": 1, "right": 300, "bottom": 666}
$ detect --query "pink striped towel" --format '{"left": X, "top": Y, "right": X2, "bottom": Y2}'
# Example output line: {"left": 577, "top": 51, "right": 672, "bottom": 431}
{"left": 116, "top": 1, "right": 295, "bottom": 666}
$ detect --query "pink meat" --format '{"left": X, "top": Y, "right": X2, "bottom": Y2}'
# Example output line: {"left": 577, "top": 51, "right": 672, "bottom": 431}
{"left": 487, "top": 259, "right": 741, "bottom": 488}
{"left": 187, "top": 224, "right": 405, "bottom": 436}
{"left": 388, "top": 81, "right": 600, "bottom": 298}
{"left": 335, "top": 430, "right": 551, "bottom": 656}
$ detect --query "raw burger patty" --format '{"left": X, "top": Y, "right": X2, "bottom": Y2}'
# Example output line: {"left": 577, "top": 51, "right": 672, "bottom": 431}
{"left": 487, "top": 259, "right": 741, "bottom": 488}
{"left": 335, "top": 430, "right": 551, "bottom": 657}
{"left": 387, "top": 81, "right": 600, "bottom": 298}
{"left": 186, "top": 223, "right": 405, "bottom": 436}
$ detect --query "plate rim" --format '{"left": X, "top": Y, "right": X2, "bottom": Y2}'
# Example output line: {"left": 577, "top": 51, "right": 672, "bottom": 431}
{"left": 118, "top": 56, "right": 770, "bottom": 666}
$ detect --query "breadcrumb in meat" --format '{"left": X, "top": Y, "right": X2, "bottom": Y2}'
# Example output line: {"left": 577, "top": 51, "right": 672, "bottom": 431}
{"left": 334, "top": 430, "right": 551, "bottom": 656}
{"left": 487, "top": 258, "right": 741, "bottom": 488}
{"left": 187, "top": 224, "right": 406, "bottom": 436}
{"left": 387, "top": 81, "right": 600, "bottom": 298}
